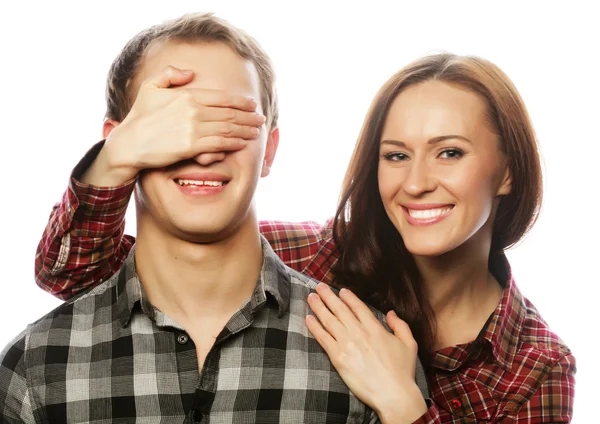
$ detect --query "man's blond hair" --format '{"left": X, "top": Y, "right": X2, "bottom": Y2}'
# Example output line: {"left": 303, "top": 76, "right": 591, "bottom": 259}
{"left": 105, "top": 13, "right": 278, "bottom": 128}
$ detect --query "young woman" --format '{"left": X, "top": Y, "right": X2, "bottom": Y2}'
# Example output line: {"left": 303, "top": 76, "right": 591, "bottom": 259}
{"left": 35, "top": 53, "right": 575, "bottom": 422}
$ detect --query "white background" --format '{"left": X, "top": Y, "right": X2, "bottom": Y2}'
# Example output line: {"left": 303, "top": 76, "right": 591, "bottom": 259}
{"left": 0, "top": 1, "right": 597, "bottom": 421}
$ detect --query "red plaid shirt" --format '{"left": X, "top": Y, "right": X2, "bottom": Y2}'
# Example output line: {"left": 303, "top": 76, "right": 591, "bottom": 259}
{"left": 34, "top": 146, "right": 576, "bottom": 423}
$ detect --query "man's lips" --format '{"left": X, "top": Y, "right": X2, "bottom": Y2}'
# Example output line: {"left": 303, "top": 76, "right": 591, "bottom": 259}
{"left": 174, "top": 172, "right": 230, "bottom": 188}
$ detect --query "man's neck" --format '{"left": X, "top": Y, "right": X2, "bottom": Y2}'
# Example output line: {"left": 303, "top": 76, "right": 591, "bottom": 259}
{"left": 134, "top": 216, "right": 264, "bottom": 327}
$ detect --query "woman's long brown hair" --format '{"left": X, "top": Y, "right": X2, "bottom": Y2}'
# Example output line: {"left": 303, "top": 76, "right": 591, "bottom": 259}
{"left": 332, "top": 53, "right": 543, "bottom": 364}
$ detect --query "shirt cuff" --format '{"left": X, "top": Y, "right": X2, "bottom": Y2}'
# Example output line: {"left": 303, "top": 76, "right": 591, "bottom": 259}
{"left": 411, "top": 401, "right": 441, "bottom": 424}
{"left": 68, "top": 140, "right": 136, "bottom": 213}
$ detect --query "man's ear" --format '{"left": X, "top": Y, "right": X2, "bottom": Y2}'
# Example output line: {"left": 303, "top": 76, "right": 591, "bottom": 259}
{"left": 497, "top": 166, "right": 512, "bottom": 196}
{"left": 261, "top": 127, "right": 280, "bottom": 178}
{"left": 102, "top": 119, "right": 120, "bottom": 139}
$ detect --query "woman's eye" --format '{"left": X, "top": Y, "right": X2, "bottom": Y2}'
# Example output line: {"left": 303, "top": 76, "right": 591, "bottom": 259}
{"left": 383, "top": 152, "right": 409, "bottom": 161}
{"left": 439, "top": 149, "right": 464, "bottom": 160}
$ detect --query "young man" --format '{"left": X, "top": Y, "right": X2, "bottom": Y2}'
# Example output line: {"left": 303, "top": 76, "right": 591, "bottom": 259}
{"left": 0, "top": 13, "right": 427, "bottom": 423}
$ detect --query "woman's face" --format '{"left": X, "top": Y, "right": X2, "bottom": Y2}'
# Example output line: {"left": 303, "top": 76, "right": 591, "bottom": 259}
{"left": 378, "top": 80, "right": 512, "bottom": 257}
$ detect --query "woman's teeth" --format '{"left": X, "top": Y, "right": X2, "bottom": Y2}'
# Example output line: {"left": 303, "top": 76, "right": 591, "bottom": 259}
{"left": 407, "top": 207, "right": 452, "bottom": 219}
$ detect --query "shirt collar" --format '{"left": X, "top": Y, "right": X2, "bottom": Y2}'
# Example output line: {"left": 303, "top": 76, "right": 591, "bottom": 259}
{"left": 432, "top": 254, "right": 526, "bottom": 372}
{"left": 479, "top": 254, "right": 526, "bottom": 371}
{"left": 115, "top": 235, "right": 291, "bottom": 328}
{"left": 252, "top": 236, "right": 291, "bottom": 316}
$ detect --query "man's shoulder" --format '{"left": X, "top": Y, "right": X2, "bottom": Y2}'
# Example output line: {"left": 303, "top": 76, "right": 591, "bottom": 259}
{"left": 285, "top": 264, "right": 320, "bottom": 292}
{"left": 279, "top": 263, "right": 428, "bottom": 398}
{"left": 283, "top": 265, "right": 389, "bottom": 326}
{"left": 3, "top": 277, "right": 117, "bottom": 358}
{"left": 42, "top": 276, "right": 115, "bottom": 322}
{"left": 0, "top": 327, "right": 28, "bottom": 372}
{"left": 0, "top": 300, "right": 75, "bottom": 378}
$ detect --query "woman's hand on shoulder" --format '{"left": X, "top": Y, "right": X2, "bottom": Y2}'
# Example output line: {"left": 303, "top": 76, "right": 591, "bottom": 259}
{"left": 306, "top": 283, "right": 428, "bottom": 423}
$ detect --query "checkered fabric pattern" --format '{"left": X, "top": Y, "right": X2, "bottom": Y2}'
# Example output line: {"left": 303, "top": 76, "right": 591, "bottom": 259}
{"left": 32, "top": 141, "right": 576, "bottom": 422}
{"left": 5, "top": 238, "right": 430, "bottom": 422}
{"left": 419, "top": 256, "right": 576, "bottom": 422}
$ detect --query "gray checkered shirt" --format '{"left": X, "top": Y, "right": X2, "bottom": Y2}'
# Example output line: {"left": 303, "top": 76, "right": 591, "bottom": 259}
{"left": 1, "top": 238, "right": 428, "bottom": 423}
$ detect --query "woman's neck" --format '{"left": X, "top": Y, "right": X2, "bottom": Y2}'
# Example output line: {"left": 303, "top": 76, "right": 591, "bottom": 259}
{"left": 415, "top": 236, "right": 504, "bottom": 350}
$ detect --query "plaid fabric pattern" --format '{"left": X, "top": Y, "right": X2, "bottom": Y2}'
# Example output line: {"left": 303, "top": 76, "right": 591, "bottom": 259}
{"left": 33, "top": 144, "right": 576, "bottom": 422}
{"left": 5, "top": 239, "right": 404, "bottom": 423}
{"left": 417, "top": 256, "right": 576, "bottom": 423}
{"left": 34, "top": 142, "right": 136, "bottom": 300}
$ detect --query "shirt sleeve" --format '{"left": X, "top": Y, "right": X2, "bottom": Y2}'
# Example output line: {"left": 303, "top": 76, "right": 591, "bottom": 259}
{"left": 35, "top": 142, "right": 340, "bottom": 300}
{"left": 0, "top": 333, "right": 36, "bottom": 423}
{"left": 507, "top": 352, "right": 576, "bottom": 423}
{"left": 34, "top": 141, "right": 136, "bottom": 300}
{"left": 411, "top": 401, "right": 442, "bottom": 423}
{"left": 259, "top": 219, "right": 339, "bottom": 283}
{"left": 372, "top": 400, "right": 441, "bottom": 424}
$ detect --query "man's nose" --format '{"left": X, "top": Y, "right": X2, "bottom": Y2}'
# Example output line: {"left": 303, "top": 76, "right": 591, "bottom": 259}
{"left": 194, "top": 152, "right": 226, "bottom": 166}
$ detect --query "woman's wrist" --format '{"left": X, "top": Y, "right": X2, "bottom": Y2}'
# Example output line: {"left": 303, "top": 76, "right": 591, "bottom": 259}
{"left": 374, "top": 382, "right": 428, "bottom": 424}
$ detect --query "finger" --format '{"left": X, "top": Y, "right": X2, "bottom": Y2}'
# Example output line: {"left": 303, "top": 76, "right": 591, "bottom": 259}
{"left": 305, "top": 315, "right": 338, "bottom": 356}
{"left": 197, "top": 121, "right": 260, "bottom": 141}
{"left": 315, "top": 283, "right": 361, "bottom": 331}
{"left": 338, "top": 288, "right": 380, "bottom": 326}
{"left": 307, "top": 292, "right": 347, "bottom": 341}
{"left": 142, "top": 65, "right": 194, "bottom": 90}
{"left": 386, "top": 311, "right": 417, "bottom": 350}
{"left": 186, "top": 88, "right": 258, "bottom": 112}
{"left": 191, "top": 136, "right": 248, "bottom": 154}
{"left": 199, "top": 105, "right": 266, "bottom": 127}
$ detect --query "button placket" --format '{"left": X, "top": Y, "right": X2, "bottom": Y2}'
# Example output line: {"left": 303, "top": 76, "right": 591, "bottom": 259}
{"left": 451, "top": 398, "right": 462, "bottom": 409}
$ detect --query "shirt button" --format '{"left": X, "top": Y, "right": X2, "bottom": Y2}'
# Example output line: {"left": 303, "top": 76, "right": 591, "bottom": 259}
{"left": 451, "top": 398, "right": 462, "bottom": 409}
{"left": 177, "top": 333, "right": 189, "bottom": 344}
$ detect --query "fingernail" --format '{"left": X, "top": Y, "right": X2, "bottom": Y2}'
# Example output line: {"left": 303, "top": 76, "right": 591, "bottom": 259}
{"left": 251, "top": 127, "right": 260, "bottom": 136}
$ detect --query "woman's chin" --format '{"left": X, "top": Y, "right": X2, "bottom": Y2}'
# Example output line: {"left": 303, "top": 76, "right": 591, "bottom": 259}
{"left": 404, "top": 241, "right": 455, "bottom": 258}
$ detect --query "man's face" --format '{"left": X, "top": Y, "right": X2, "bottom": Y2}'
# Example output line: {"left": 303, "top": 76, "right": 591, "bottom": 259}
{"left": 132, "top": 40, "right": 276, "bottom": 243}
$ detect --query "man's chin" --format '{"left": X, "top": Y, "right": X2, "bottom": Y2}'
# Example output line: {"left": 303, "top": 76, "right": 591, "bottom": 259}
{"left": 172, "top": 217, "right": 245, "bottom": 244}
{"left": 176, "top": 227, "right": 232, "bottom": 244}
{"left": 167, "top": 205, "right": 255, "bottom": 244}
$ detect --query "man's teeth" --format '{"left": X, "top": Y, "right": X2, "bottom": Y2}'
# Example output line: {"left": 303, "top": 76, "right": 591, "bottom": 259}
{"left": 408, "top": 207, "right": 452, "bottom": 219}
{"left": 177, "top": 179, "right": 225, "bottom": 187}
